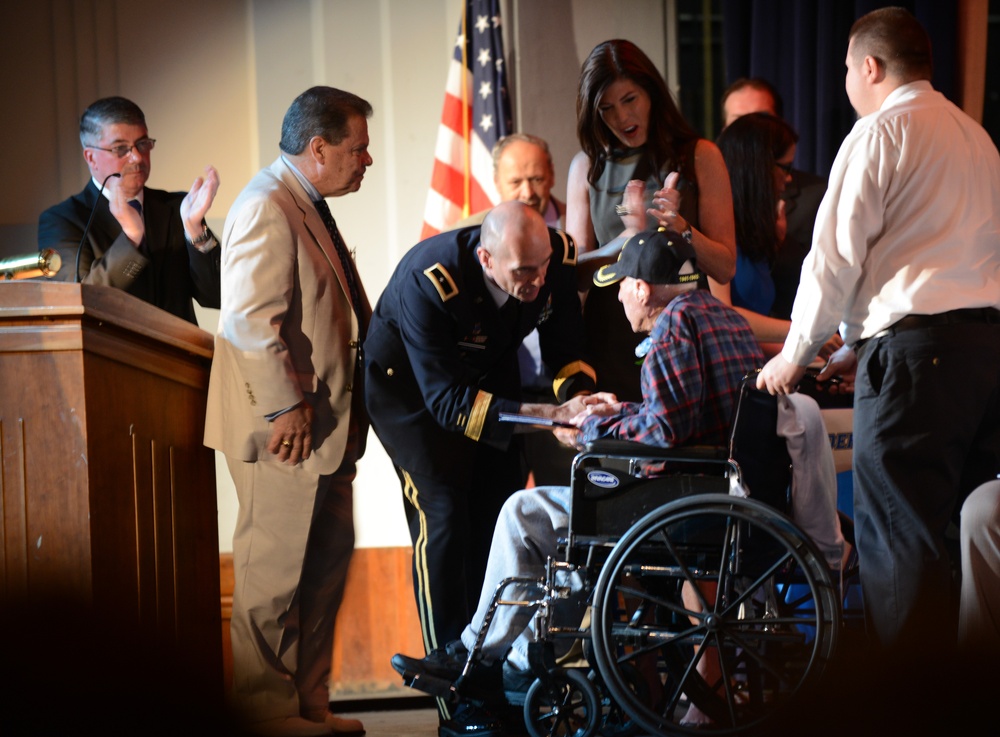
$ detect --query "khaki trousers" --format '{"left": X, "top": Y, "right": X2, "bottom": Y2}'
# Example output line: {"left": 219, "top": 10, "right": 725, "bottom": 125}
{"left": 227, "top": 443, "right": 357, "bottom": 723}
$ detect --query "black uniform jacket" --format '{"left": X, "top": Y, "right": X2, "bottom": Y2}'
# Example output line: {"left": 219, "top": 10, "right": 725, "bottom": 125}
{"left": 364, "top": 226, "right": 595, "bottom": 478}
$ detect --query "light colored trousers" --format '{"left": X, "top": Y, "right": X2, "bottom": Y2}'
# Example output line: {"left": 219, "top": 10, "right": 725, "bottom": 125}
{"left": 460, "top": 486, "right": 579, "bottom": 671}
{"left": 959, "top": 479, "right": 1000, "bottom": 653}
{"left": 227, "top": 454, "right": 356, "bottom": 723}
{"left": 777, "top": 393, "right": 845, "bottom": 571}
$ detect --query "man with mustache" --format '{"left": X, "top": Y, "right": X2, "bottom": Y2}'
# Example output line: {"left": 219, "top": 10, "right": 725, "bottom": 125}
{"left": 38, "top": 96, "right": 220, "bottom": 324}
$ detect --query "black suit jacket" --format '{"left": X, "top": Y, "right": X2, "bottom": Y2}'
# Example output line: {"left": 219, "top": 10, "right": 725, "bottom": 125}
{"left": 37, "top": 181, "right": 221, "bottom": 324}
{"left": 783, "top": 168, "right": 827, "bottom": 252}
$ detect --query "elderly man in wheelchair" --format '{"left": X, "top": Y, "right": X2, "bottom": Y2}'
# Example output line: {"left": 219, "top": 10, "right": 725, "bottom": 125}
{"left": 392, "top": 229, "right": 846, "bottom": 737}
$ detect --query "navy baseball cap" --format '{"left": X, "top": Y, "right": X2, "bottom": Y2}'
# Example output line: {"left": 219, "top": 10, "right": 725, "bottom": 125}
{"left": 593, "top": 228, "right": 702, "bottom": 287}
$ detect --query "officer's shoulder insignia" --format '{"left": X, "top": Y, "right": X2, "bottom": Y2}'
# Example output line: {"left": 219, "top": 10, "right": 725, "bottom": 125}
{"left": 552, "top": 229, "right": 577, "bottom": 266}
{"left": 423, "top": 262, "right": 459, "bottom": 302}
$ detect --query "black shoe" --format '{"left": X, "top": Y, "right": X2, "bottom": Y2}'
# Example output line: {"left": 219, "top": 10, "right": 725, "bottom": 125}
{"left": 501, "top": 662, "right": 535, "bottom": 707}
{"left": 391, "top": 640, "right": 469, "bottom": 682}
{"left": 438, "top": 703, "right": 503, "bottom": 737}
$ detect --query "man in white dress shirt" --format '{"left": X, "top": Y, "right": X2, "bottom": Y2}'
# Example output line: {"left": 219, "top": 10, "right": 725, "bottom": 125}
{"left": 757, "top": 7, "right": 1000, "bottom": 652}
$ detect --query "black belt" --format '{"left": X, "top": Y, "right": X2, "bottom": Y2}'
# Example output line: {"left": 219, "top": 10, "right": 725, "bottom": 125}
{"left": 871, "top": 307, "right": 1000, "bottom": 340}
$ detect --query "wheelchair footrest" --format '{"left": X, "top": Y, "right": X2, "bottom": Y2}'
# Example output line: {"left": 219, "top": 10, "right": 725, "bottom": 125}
{"left": 400, "top": 670, "right": 460, "bottom": 703}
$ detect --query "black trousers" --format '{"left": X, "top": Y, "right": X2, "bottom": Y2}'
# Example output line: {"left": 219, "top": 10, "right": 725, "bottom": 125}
{"left": 396, "top": 443, "right": 527, "bottom": 655}
{"left": 853, "top": 319, "right": 1000, "bottom": 652}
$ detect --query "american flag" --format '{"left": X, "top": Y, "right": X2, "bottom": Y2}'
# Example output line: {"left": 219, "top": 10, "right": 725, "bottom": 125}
{"left": 419, "top": 0, "right": 512, "bottom": 239}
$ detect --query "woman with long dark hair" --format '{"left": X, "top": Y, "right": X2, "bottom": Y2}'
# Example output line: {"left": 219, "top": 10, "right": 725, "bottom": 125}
{"left": 715, "top": 112, "right": 841, "bottom": 356}
{"left": 567, "top": 39, "right": 736, "bottom": 401}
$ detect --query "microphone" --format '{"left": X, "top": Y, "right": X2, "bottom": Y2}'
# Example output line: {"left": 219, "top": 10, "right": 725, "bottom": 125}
{"left": 74, "top": 172, "right": 122, "bottom": 283}
{"left": 0, "top": 249, "right": 62, "bottom": 281}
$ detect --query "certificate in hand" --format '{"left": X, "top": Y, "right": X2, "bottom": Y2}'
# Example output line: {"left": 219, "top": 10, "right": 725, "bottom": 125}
{"left": 498, "top": 412, "right": 574, "bottom": 429}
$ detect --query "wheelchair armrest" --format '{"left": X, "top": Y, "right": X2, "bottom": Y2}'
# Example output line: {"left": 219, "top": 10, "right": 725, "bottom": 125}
{"left": 566, "top": 441, "right": 735, "bottom": 548}
{"left": 580, "top": 439, "right": 728, "bottom": 461}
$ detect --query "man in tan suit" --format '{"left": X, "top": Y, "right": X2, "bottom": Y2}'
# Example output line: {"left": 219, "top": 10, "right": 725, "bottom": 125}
{"left": 205, "top": 87, "right": 373, "bottom": 737}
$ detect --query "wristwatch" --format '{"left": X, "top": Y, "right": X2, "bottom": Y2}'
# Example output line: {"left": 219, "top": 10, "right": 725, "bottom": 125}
{"left": 188, "top": 226, "right": 213, "bottom": 248}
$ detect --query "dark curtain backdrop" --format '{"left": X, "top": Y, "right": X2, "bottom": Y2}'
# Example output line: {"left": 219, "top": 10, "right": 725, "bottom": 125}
{"left": 721, "top": 0, "right": 957, "bottom": 177}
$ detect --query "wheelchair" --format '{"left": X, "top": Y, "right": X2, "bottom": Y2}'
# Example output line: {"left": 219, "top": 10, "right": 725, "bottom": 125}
{"left": 463, "top": 378, "right": 846, "bottom": 737}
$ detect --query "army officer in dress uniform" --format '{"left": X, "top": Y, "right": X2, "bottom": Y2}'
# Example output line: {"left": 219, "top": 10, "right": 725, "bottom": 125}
{"left": 364, "top": 202, "right": 598, "bottom": 714}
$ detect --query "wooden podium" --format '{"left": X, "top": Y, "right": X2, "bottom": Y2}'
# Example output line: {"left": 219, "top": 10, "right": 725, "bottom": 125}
{"left": 0, "top": 282, "right": 222, "bottom": 698}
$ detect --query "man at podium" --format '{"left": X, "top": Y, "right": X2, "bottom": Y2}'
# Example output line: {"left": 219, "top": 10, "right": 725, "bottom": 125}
{"left": 37, "top": 96, "right": 221, "bottom": 325}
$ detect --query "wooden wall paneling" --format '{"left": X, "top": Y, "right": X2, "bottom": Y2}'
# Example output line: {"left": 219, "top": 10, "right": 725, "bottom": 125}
{"left": 219, "top": 552, "right": 235, "bottom": 689}
{"left": 330, "top": 546, "right": 426, "bottom": 697}
{"left": 218, "top": 546, "right": 425, "bottom": 699}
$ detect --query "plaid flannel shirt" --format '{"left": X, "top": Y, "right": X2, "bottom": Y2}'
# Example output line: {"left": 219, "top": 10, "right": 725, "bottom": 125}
{"left": 580, "top": 290, "right": 764, "bottom": 447}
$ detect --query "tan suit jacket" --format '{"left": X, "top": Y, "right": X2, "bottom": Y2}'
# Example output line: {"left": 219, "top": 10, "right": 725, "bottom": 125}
{"left": 205, "top": 156, "right": 371, "bottom": 474}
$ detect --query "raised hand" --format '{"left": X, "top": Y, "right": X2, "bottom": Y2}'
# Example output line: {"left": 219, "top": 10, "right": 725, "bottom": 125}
{"left": 648, "top": 171, "right": 686, "bottom": 233}
{"left": 107, "top": 175, "right": 144, "bottom": 247}
{"left": 617, "top": 179, "right": 648, "bottom": 232}
{"left": 180, "top": 165, "right": 220, "bottom": 239}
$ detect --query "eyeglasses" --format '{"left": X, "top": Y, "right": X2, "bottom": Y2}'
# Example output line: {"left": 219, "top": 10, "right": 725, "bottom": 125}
{"left": 774, "top": 160, "right": 793, "bottom": 174}
{"left": 86, "top": 139, "right": 156, "bottom": 158}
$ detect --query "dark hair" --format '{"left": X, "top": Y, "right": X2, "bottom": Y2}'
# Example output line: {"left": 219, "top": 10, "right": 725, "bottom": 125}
{"left": 79, "top": 97, "right": 146, "bottom": 147}
{"left": 720, "top": 77, "right": 784, "bottom": 122}
{"left": 715, "top": 112, "right": 798, "bottom": 264}
{"left": 576, "top": 39, "right": 698, "bottom": 186}
{"left": 279, "top": 86, "right": 373, "bottom": 155}
{"left": 849, "top": 7, "right": 932, "bottom": 82}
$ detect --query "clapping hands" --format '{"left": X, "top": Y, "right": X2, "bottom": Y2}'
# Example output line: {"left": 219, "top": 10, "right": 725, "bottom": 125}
{"left": 107, "top": 176, "right": 144, "bottom": 247}
{"left": 649, "top": 171, "right": 688, "bottom": 234}
{"left": 180, "top": 165, "right": 220, "bottom": 240}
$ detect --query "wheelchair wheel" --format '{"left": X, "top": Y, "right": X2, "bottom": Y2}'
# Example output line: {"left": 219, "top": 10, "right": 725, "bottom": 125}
{"left": 589, "top": 665, "right": 643, "bottom": 737}
{"left": 590, "top": 494, "right": 839, "bottom": 736}
{"left": 524, "top": 668, "right": 600, "bottom": 737}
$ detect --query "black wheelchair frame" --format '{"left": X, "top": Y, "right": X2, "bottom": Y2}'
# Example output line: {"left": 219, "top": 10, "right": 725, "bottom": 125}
{"left": 462, "top": 379, "right": 846, "bottom": 737}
